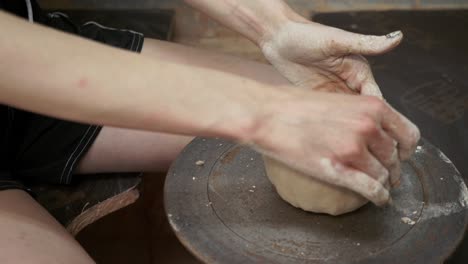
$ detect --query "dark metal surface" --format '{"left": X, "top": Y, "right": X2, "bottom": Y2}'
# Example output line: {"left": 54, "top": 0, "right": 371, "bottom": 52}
{"left": 164, "top": 137, "right": 468, "bottom": 263}
{"left": 311, "top": 11, "right": 468, "bottom": 263}
{"left": 312, "top": 10, "right": 468, "bottom": 180}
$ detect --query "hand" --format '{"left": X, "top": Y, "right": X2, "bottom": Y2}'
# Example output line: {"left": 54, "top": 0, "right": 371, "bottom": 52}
{"left": 260, "top": 20, "right": 403, "bottom": 97}
{"left": 249, "top": 90, "right": 419, "bottom": 206}
{"left": 260, "top": 20, "right": 405, "bottom": 187}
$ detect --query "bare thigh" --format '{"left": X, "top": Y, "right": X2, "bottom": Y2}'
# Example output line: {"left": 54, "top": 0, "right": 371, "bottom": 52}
{"left": 0, "top": 189, "right": 93, "bottom": 264}
{"left": 76, "top": 127, "right": 192, "bottom": 174}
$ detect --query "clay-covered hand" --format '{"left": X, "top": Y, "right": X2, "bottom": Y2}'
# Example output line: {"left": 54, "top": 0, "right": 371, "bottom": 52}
{"left": 250, "top": 91, "right": 420, "bottom": 206}
{"left": 260, "top": 19, "right": 402, "bottom": 97}
{"left": 260, "top": 20, "right": 405, "bottom": 186}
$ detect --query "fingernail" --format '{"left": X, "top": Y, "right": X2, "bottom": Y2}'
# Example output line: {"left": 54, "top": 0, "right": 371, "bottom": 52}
{"left": 383, "top": 179, "right": 391, "bottom": 190}
{"left": 390, "top": 172, "right": 400, "bottom": 186}
{"left": 391, "top": 178, "right": 401, "bottom": 188}
{"left": 400, "top": 150, "right": 411, "bottom": 161}
{"left": 385, "top": 30, "right": 402, "bottom": 39}
{"left": 376, "top": 188, "right": 391, "bottom": 207}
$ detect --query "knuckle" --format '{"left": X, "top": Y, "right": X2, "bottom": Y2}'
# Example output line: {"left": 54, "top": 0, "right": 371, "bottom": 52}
{"left": 358, "top": 54, "right": 370, "bottom": 65}
{"left": 352, "top": 54, "right": 370, "bottom": 69}
{"left": 367, "top": 182, "right": 389, "bottom": 206}
{"left": 377, "top": 143, "right": 398, "bottom": 167}
{"left": 327, "top": 154, "right": 344, "bottom": 170}
{"left": 378, "top": 168, "right": 390, "bottom": 183}
{"left": 356, "top": 117, "right": 378, "bottom": 136}
{"left": 401, "top": 124, "right": 421, "bottom": 160}
{"left": 340, "top": 142, "right": 364, "bottom": 160}
{"left": 365, "top": 96, "right": 387, "bottom": 113}
{"left": 327, "top": 38, "right": 349, "bottom": 55}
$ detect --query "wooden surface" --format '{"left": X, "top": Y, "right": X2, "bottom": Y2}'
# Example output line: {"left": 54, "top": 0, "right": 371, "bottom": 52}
{"left": 32, "top": 173, "right": 141, "bottom": 235}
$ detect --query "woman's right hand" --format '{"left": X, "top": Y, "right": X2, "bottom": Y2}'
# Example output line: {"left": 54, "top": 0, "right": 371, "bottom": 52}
{"left": 246, "top": 90, "right": 420, "bottom": 206}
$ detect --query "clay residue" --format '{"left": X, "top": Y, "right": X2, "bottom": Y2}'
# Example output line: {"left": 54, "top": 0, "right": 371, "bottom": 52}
{"left": 392, "top": 168, "right": 468, "bottom": 222}
{"left": 453, "top": 173, "right": 468, "bottom": 207}
{"left": 418, "top": 173, "right": 468, "bottom": 221}
{"left": 415, "top": 145, "right": 424, "bottom": 153}
{"left": 437, "top": 149, "right": 453, "bottom": 164}
{"left": 401, "top": 217, "right": 416, "bottom": 225}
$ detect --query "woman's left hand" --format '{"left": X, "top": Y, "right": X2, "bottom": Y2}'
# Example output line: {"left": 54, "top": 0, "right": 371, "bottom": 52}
{"left": 260, "top": 20, "right": 403, "bottom": 97}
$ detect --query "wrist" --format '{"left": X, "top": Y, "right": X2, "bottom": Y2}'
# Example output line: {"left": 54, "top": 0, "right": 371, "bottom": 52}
{"left": 240, "top": 1, "right": 305, "bottom": 47}
{"left": 257, "top": 6, "right": 309, "bottom": 47}
{"left": 217, "top": 84, "right": 293, "bottom": 145}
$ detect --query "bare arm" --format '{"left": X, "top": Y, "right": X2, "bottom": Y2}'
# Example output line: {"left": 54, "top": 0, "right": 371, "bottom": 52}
{"left": 184, "top": 0, "right": 409, "bottom": 185}
{"left": 184, "top": 0, "right": 403, "bottom": 96}
{"left": 0, "top": 11, "right": 420, "bottom": 205}
{"left": 184, "top": 0, "right": 303, "bottom": 45}
{"left": 0, "top": 11, "right": 285, "bottom": 140}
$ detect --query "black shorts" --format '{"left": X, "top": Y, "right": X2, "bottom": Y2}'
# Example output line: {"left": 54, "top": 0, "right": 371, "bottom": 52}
{"left": 0, "top": 10, "right": 144, "bottom": 191}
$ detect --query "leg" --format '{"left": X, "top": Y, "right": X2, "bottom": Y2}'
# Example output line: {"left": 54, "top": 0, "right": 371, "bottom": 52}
{"left": 0, "top": 190, "right": 93, "bottom": 263}
{"left": 76, "top": 127, "right": 192, "bottom": 173}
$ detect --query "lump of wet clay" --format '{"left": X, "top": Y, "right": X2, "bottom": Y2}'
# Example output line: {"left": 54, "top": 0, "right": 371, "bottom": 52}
{"left": 263, "top": 156, "right": 368, "bottom": 216}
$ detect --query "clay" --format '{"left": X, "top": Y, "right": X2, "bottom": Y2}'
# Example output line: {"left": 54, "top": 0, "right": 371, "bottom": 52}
{"left": 263, "top": 156, "right": 368, "bottom": 216}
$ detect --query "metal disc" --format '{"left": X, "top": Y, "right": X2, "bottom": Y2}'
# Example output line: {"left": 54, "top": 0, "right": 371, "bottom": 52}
{"left": 164, "top": 138, "right": 468, "bottom": 263}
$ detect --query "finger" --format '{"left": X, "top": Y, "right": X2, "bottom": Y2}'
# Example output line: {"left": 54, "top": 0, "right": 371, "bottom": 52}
{"left": 380, "top": 103, "right": 421, "bottom": 160}
{"left": 360, "top": 80, "right": 400, "bottom": 183}
{"left": 350, "top": 149, "right": 389, "bottom": 184}
{"left": 389, "top": 157, "right": 402, "bottom": 187}
{"left": 357, "top": 59, "right": 383, "bottom": 98}
{"left": 367, "top": 128, "right": 398, "bottom": 168}
{"left": 375, "top": 142, "right": 400, "bottom": 187}
{"left": 318, "top": 159, "right": 390, "bottom": 206}
{"left": 337, "top": 55, "right": 383, "bottom": 97}
{"left": 361, "top": 78, "right": 383, "bottom": 98}
{"left": 332, "top": 29, "right": 403, "bottom": 56}
{"left": 364, "top": 89, "right": 401, "bottom": 186}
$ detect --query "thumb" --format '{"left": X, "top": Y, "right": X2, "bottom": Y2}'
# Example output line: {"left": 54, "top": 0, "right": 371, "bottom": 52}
{"left": 334, "top": 30, "right": 403, "bottom": 56}
{"left": 361, "top": 80, "right": 383, "bottom": 98}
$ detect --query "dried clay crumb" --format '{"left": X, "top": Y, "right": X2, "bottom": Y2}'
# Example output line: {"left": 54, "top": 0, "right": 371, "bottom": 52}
{"left": 401, "top": 217, "right": 416, "bottom": 225}
{"left": 195, "top": 160, "right": 205, "bottom": 166}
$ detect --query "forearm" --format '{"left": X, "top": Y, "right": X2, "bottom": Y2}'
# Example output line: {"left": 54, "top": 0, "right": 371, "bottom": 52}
{"left": 142, "top": 38, "right": 291, "bottom": 89}
{"left": 184, "top": 0, "right": 307, "bottom": 45}
{"left": 0, "top": 11, "right": 288, "bottom": 140}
